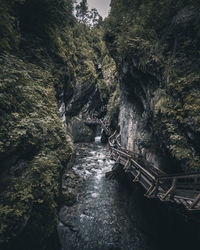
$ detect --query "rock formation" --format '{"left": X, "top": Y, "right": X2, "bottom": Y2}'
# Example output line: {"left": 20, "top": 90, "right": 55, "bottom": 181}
{"left": 105, "top": 0, "right": 200, "bottom": 172}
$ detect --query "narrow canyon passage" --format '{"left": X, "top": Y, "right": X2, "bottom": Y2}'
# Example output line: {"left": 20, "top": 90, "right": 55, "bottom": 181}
{"left": 1, "top": 1, "right": 200, "bottom": 249}
{"left": 58, "top": 137, "right": 155, "bottom": 250}
{"left": 58, "top": 137, "right": 200, "bottom": 250}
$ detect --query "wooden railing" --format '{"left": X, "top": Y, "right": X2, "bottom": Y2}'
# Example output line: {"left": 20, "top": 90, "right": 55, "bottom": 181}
{"left": 104, "top": 129, "right": 200, "bottom": 212}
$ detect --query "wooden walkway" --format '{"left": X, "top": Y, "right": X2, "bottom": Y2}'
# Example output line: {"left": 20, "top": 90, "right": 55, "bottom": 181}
{"left": 105, "top": 129, "right": 200, "bottom": 212}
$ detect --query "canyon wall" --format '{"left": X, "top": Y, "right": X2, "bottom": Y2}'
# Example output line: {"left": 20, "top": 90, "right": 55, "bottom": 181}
{"left": 0, "top": 0, "right": 118, "bottom": 248}
{"left": 105, "top": 0, "right": 200, "bottom": 172}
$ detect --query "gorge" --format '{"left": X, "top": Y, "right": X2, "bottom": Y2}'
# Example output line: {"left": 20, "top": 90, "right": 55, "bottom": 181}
{"left": 0, "top": 0, "right": 200, "bottom": 250}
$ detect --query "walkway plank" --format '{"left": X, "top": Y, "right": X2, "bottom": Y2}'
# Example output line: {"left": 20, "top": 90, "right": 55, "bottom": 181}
{"left": 98, "top": 121, "right": 200, "bottom": 211}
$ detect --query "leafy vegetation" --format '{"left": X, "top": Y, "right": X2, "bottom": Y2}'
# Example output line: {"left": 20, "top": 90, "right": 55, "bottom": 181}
{"left": 75, "top": 0, "right": 102, "bottom": 26}
{"left": 107, "top": 84, "right": 120, "bottom": 130}
{"left": 0, "top": 52, "right": 73, "bottom": 248}
{"left": 105, "top": 0, "right": 200, "bottom": 171}
{"left": 0, "top": 0, "right": 74, "bottom": 51}
{"left": 0, "top": 0, "right": 75, "bottom": 248}
{"left": 0, "top": 0, "right": 118, "bottom": 248}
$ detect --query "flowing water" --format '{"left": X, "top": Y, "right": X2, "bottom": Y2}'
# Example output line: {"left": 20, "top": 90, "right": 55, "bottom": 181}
{"left": 57, "top": 137, "right": 157, "bottom": 250}
{"left": 57, "top": 136, "right": 200, "bottom": 250}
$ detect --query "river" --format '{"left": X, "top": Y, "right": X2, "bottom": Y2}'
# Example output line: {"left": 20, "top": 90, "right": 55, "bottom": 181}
{"left": 57, "top": 137, "right": 157, "bottom": 250}
{"left": 57, "top": 137, "right": 200, "bottom": 250}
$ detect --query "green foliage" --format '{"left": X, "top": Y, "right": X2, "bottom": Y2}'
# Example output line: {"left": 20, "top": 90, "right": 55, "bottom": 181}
{"left": 89, "top": 8, "right": 103, "bottom": 27}
{"left": 19, "top": 0, "right": 74, "bottom": 42}
{"left": 75, "top": 0, "right": 89, "bottom": 24}
{"left": 75, "top": 0, "right": 102, "bottom": 27}
{"left": 154, "top": 74, "right": 200, "bottom": 170}
{"left": 98, "top": 55, "right": 118, "bottom": 106}
{"left": 106, "top": 84, "right": 120, "bottom": 130}
{"left": 97, "top": 79, "right": 110, "bottom": 102}
{"left": 72, "top": 26, "right": 98, "bottom": 85}
{"left": 0, "top": 0, "right": 23, "bottom": 51}
{"left": 0, "top": 0, "right": 117, "bottom": 247}
{"left": 105, "top": 0, "right": 200, "bottom": 170}
{"left": 104, "top": 0, "right": 196, "bottom": 60}
{"left": 68, "top": 21, "right": 115, "bottom": 93}
{"left": 0, "top": 52, "right": 73, "bottom": 244}
{"left": 0, "top": 0, "right": 74, "bottom": 51}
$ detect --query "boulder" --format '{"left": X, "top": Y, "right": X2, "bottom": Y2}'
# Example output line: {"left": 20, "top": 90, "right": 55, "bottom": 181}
{"left": 72, "top": 119, "right": 95, "bottom": 143}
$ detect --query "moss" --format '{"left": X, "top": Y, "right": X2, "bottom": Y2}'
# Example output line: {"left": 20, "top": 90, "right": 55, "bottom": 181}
{"left": 105, "top": 1, "right": 200, "bottom": 171}
{"left": 0, "top": 0, "right": 22, "bottom": 51}
{"left": 97, "top": 79, "right": 110, "bottom": 102}
{"left": 0, "top": 1, "right": 117, "bottom": 247}
{"left": 106, "top": 84, "right": 120, "bottom": 130}
{"left": 0, "top": 53, "right": 73, "bottom": 246}
{"left": 154, "top": 74, "right": 200, "bottom": 170}
{"left": 96, "top": 54, "right": 119, "bottom": 111}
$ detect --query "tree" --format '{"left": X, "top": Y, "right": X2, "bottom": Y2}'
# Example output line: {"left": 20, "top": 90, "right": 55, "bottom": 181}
{"left": 89, "top": 8, "right": 103, "bottom": 27}
{"left": 18, "top": 0, "right": 74, "bottom": 39}
{"left": 75, "top": 0, "right": 89, "bottom": 24}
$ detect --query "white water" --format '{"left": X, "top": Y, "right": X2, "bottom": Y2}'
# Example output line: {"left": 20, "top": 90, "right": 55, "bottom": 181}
{"left": 58, "top": 140, "right": 153, "bottom": 250}
{"left": 94, "top": 136, "right": 101, "bottom": 143}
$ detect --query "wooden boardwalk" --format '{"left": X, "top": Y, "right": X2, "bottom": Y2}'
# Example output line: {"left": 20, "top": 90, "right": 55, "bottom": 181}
{"left": 105, "top": 129, "right": 200, "bottom": 212}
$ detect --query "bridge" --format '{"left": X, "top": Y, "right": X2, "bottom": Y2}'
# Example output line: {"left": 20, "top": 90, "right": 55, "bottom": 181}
{"left": 100, "top": 125, "right": 200, "bottom": 212}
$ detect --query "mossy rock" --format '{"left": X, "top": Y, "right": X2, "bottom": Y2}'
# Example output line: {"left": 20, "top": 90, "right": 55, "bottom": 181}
{"left": 72, "top": 118, "right": 95, "bottom": 143}
{"left": 0, "top": 53, "right": 73, "bottom": 247}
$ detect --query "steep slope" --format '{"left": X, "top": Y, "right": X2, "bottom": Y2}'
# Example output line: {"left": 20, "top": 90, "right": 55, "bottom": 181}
{"left": 0, "top": 52, "right": 73, "bottom": 250}
{"left": 0, "top": 1, "right": 117, "bottom": 249}
{"left": 104, "top": 0, "right": 200, "bottom": 172}
{"left": 0, "top": 0, "right": 74, "bottom": 249}
{"left": 62, "top": 24, "right": 119, "bottom": 141}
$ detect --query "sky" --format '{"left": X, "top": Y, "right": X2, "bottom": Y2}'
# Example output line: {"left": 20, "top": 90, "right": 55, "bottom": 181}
{"left": 77, "top": 0, "right": 111, "bottom": 19}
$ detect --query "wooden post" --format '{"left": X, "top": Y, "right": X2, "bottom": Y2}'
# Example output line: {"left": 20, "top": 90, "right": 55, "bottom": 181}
{"left": 188, "top": 193, "right": 200, "bottom": 210}
{"left": 145, "top": 184, "right": 154, "bottom": 197}
{"left": 123, "top": 159, "right": 130, "bottom": 171}
{"left": 161, "top": 178, "right": 176, "bottom": 201}
{"left": 133, "top": 171, "right": 141, "bottom": 183}
{"left": 148, "top": 180, "right": 159, "bottom": 197}
{"left": 116, "top": 155, "right": 120, "bottom": 164}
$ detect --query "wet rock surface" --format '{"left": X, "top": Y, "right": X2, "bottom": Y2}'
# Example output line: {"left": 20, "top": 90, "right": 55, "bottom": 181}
{"left": 72, "top": 119, "right": 95, "bottom": 143}
{"left": 58, "top": 139, "right": 154, "bottom": 250}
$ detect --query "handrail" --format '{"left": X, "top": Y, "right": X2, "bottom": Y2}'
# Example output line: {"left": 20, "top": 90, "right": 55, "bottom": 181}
{"left": 157, "top": 173, "right": 200, "bottom": 180}
{"left": 109, "top": 130, "right": 117, "bottom": 141}
{"left": 106, "top": 127, "right": 200, "bottom": 210}
{"left": 111, "top": 147, "right": 156, "bottom": 181}
{"left": 116, "top": 133, "right": 121, "bottom": 140}
{"left": 84, "top": 118, "right": 198, "bottom": 184}
{"left": 120, "top": 146, "right": 165, "bottom": 175}
{"left": 101, "top": 120, "right": 200, "bottom": 181}
{"left": 109, "top": 134, "right": 200, "bottom": 183}
{"left": 116, "top": 133, "right": 121, "bottom": 147}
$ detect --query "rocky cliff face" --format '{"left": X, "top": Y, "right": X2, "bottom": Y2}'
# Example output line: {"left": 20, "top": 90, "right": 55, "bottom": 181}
{"left": 0, "top": 1, "right": 118, "bottom": 248}
{"left": 62, "top": 28, "right": 118, "bottom": 141}
{"left": 0, "top": 1, "right": 74, "bottom": 249}
{"left": 105, "top": 1, "right": 200, "bottom": 172}
{"left": 119, "top": 59, "right": 171, "bottom": 170}
{"left": 0, "top": 51, "right": 73, "bottom": 250}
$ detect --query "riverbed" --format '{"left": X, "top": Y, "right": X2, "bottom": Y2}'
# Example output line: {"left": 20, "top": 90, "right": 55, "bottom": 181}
{"left": 57, "top": 137, "right": 157, "bottom": 250}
